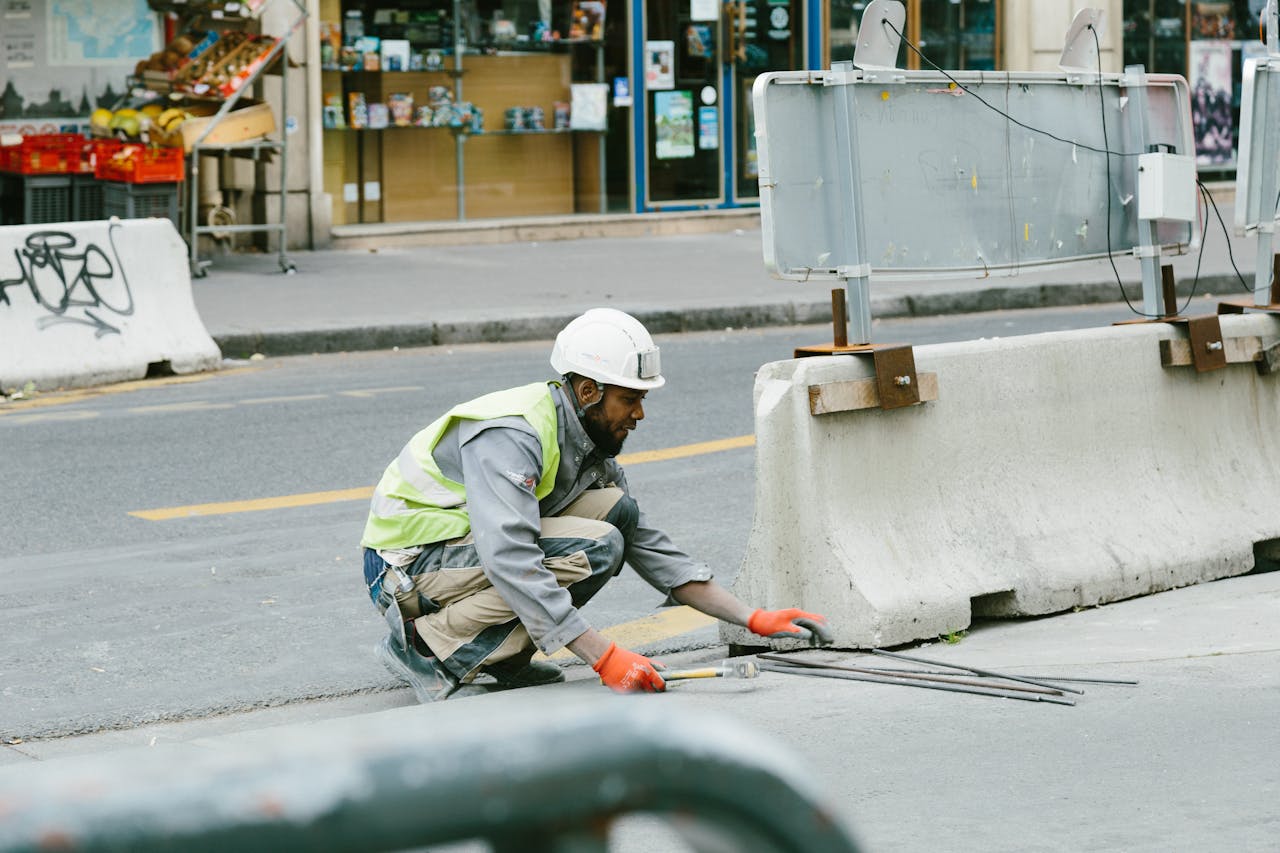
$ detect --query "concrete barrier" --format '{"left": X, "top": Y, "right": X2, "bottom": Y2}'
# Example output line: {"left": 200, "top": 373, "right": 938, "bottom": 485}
{"left": 0, "top": 218, "right": 220, "bottom": 393}
{"left": 723, "top": 313, "right": 1280, "bottom": 650}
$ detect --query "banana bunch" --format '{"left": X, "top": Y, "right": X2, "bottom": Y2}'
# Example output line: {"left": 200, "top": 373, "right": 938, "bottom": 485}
{"left": 157, "top": 107, "right": 193, "bottom": 133}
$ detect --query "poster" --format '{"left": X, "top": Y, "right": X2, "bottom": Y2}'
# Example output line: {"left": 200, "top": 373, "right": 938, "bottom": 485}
{"left": 690, "top": 0, "right": 719, "bottom": 22}
{"left": 645, "top": 39, "right": 674, "bottom": 90}
{"left": 698, "top": 105, "right": 718, "bottom": 150}
{"left": 654, "top": 89, "right": 693, "bottom": 159}
{"left": 0, "top": 0, "right": 158, "bottom": 135}
{"left": 570, "top": 82, "right": 608, "bottom": 131}
{"left": 1189, "top": 39, "right": 1235, "bottom": 165}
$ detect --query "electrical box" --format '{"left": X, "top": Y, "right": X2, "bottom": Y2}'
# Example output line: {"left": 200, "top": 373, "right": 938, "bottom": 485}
{"left": 1138, "top": 152, "right": 1197, "bottom": 222}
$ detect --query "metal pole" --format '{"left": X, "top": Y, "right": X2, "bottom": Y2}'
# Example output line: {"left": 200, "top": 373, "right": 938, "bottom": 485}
{"left": 454, "top": 0, "right": 466, "bottom": 221}
{"left": 277, "top": 27, "right": 290, "bottom": 273}
{"left": 597, "top": 41, "right": 607, "bottom": 214}
{"left": 1123, "top": 64, "right": 1162, "bottom": 316}
{"left": 869, "top": 648, "right": 1085, "bottom": 695}
{"left": 757, "top": 653, "right": 1066, "bottom": 696}
{"left": 830, "top": 60, "right": 873, "bottom": 345}
{"left": 1252, "top": 58, "right": 1275, "bottom": 304}
{"left": 757, "top": 661, "right": 1077, "bottom": 705}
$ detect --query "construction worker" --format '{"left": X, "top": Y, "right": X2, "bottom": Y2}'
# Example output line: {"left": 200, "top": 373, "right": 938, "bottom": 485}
{"left": 361, "top": 308, "right": 831, "bottom": 701}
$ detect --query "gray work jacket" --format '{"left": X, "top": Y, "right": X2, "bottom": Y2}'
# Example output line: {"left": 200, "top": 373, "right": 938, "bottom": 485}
{"left": 430, "top": 382, "right": 712, "bottom": 653}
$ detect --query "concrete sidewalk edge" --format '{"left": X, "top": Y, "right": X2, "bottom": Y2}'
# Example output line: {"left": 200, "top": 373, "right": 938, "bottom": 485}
{"left": 212, "top": 273, "right": 1249, "bottom": 358}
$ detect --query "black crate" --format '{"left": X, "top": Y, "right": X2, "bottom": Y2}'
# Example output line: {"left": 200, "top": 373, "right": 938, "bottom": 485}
{"left": 0, "top": 173, "right": 72, "bottom": 225}
{"left": 71, "top": 173, "right": 104, "bottom": 221}
{"left": 102, "top": 180, "right": 180, "bottom": 226}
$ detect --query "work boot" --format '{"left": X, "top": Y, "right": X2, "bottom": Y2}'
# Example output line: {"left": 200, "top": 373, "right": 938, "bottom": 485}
{"left": 375, "top": 635, "right": 459, "bottom": 703}
{"left": 481, "top": 650, "right": 565, "bottom": 688}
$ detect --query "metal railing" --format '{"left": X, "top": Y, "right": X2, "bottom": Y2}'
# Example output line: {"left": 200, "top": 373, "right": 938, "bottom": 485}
{"left": 0, "top": 694, "right": 860, "bottom": 853}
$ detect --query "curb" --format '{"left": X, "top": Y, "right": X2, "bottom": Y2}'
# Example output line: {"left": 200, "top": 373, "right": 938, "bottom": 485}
{"left": 211, "top": 273, "right": 1249, "bottom": 358}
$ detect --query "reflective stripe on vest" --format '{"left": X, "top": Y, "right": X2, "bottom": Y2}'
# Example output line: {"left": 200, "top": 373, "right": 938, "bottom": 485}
{"left": 360, "top": 382, "right": 561, "bottom": 550}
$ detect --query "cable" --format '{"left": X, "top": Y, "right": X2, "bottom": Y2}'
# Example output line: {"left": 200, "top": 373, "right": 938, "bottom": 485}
{"left": 1199, "top": 177, "right": 1265, "bottom": 294}
{"left": 880, "top": 17, "right": 1143, "bottom": 159}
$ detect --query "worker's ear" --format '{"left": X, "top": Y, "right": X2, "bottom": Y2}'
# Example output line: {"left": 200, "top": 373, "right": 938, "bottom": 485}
{"left": 575, "top": 377, "right": 602, "bottom": 405}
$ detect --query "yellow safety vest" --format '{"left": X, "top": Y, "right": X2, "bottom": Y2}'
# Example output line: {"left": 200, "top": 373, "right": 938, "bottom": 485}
{"left": 361, "top": 382, "right": 561, "bottom": 550}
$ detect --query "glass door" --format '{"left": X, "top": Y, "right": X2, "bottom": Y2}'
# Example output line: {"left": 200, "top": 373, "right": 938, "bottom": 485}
{"left": 643, "top": 0, "right": 723, "bottom": 205}
{"left": 728, "top": 0, "right": 804, "bottom": 200}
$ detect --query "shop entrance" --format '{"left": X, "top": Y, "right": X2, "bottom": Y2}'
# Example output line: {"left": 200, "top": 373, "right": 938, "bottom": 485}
{"left": 725, "top": 0, "right": 804, "bottom": 201}
{"left": 641, "top": 0, "right": 723, "bottom": 206}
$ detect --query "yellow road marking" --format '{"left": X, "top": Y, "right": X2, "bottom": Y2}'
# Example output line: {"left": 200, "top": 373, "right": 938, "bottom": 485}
{"left": 0, "top": 369, "right": 257, "bottom": 414}
{"left": 129, "top": 434, "right": 756, "bottom": 521}
{"left": 338, "top": 386, "right": 424, "bottom": 398}
{"left": 240, "top": 394, "right": 329, "bottom": 405}
{"left": 618, "top": 433, "right": 755, "bottom": 464}
{"left": 3, "top": 409, "right": 100, "bottom": 424}
{"left": 535, "top": 607, "right": 717, "bottom": 661}
{"left": 127, "top": 401, "right": 237, "bottom": 415}
{"left": 131, "top": 487, "right": 377, "bottom": 521}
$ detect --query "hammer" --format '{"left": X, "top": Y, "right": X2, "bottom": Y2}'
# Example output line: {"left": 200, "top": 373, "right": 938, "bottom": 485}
{"left": 664, "top": 659, "right": 760, "bottom": 681}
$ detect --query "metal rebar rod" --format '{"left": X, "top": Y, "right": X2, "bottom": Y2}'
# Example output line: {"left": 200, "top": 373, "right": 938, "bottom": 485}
{"left": 855, "top": 666, "right": 1137, "bottom": 686}
{"left": 756, "top": 662, "right": 1076, "bottom": 706}
{"left": 869, "top": 648, "right": 1085, "bottom": 695}
{"left": 756, "top": 653, "right": 1064, "bottom": 696}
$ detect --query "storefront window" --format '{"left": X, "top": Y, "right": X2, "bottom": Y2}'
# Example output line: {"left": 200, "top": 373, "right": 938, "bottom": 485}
{"left": 323, "top": 0, "right": 627, "bottom": 223}
{"left": 826, "top": 1, "right": 998, "bottom": 71}
{"left": 1126, "top": 1, "right": 1269, "bottom": 170}
{"left": 915, "top": 0, "right": 997, "bottom": 71}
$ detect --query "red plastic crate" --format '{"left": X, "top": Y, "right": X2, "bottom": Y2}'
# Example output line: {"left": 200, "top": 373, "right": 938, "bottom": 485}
{"left": 79, "top": 138, "right": 124, "bottom": 174}
{"left": 0, "top": 134, "right": 83, "bottom": 175}
{"left": 94, "top": 144, "right": 185, "bottom": 183}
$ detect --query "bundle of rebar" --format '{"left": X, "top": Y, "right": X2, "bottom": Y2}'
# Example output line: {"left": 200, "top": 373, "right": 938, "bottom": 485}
{"left": 755, "top": 648, "right": 1137, "bottom": 707}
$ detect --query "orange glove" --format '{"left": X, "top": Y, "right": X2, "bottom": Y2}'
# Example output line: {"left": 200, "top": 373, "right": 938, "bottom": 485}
{"left": 748, "top": 608, "right": 834, "bottom": 646}
{"left": 592, "top": 642, "right": 666, "bottom": 693}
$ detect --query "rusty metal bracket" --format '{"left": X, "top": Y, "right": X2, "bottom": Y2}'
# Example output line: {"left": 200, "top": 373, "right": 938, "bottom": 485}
{"left": 802, "top": 346, "right": 936, "bottom": 415}
{"left": 1218, "top": 254, "right": 1280, "bottom": 316}
{"left": 795, "top": 288, "right": 933, "bottom": 413}
{"left": 1183, "top": 315, "right": 1228, "bottom": 372}
{"left": 872, "top": 345, "right": 922, "bottom": 409}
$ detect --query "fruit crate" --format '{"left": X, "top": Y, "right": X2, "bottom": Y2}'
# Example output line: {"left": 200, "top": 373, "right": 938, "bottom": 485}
{"left": 94, "top": 144, "right": 185, "bottom": 183}
{"left": 101, "top": 180, "right": 180, "bottom": 226}
{"left": 74, "top": 138, "right": 124, "bottom": 175}
{"left": 0, "top": 134, "right": 85, "bottom": 175}
{"left": 0, "top": 173, "right": 72, "bottom": 225}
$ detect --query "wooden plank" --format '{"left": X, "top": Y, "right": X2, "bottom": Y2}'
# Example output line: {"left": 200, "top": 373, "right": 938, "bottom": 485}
{"left": 1159, "top": 336, "right": 1262, "bottom": 367}
{"left": 808, "top": 372, "right": 939, "bottom": 415}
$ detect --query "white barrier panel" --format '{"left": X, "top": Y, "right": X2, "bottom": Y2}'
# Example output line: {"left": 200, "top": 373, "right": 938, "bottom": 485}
{"left": 0, "top": 218, "right": 220, "bottom": 393}
{"left": 723, "top": 314, "right": 1280, "bottom": 649}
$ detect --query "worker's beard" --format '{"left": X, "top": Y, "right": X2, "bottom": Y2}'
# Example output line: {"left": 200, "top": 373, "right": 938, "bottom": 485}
{"left": 582, "top": 409, "right": 627, "bottom": 457}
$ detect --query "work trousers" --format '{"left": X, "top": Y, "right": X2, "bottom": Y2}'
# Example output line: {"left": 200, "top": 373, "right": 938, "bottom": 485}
{"left": 364, "top": 487, "right": 636, "bottom": 682}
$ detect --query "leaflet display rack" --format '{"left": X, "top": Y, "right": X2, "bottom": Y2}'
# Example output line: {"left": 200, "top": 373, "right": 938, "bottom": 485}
{"left": 145, "top": 0, "right": 308, "bottom": 277}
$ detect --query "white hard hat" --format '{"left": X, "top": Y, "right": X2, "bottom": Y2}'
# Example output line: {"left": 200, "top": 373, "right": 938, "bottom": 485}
{"left": 550, "top": 308, "right": 665, "bottom": 390}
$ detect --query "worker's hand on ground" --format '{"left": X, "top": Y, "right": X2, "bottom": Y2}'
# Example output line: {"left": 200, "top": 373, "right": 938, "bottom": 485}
{"left": 592, "top": 642, "right": 667, "bottom": 693}
{"left": 748, "top": 608, "right": 834, "bottom": 647}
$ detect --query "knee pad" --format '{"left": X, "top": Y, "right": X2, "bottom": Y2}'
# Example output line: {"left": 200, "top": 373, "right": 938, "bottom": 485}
{"left": 604, "top": 493, "right": 639, "bottom": 541}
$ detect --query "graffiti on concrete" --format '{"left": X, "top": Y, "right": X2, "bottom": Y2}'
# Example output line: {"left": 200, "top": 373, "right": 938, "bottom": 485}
{"left": 0, "top": 226, "right": 134, "bottom": 337}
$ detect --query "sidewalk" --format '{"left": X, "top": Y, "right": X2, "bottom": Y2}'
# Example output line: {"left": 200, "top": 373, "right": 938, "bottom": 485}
{"left": 192, "top": 212, "right": 1272, "bottom": 358}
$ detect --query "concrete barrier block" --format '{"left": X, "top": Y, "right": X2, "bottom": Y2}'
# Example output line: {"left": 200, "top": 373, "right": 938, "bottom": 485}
{"left": 0, "top": 219, "right": 220, "bottom": 392}
{"left": 723, "top": 314, "right": 1280, "bottom": 649}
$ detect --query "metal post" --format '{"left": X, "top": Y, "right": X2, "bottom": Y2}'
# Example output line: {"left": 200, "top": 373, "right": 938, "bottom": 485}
{"left": 830, "top": 61, "right": 873, "bottom": 345}
{"left": 454, "top": 0, "right": 466, "bottom": 221}
{"left": 1252, "top": 58, "right": 1276, "bottom": 304}
{"left": 277, "top": 31, "right": 291, "bottom": 273}
{"left": 597, "top": 41, "right": 607, "bottom": 214}
{"left": 1122, "top": 64, "right": 1162, "bottom": 317}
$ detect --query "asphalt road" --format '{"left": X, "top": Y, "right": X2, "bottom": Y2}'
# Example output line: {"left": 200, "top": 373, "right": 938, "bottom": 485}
{"left": 0, "top": 299, "right": 1225, "bottom": 739}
